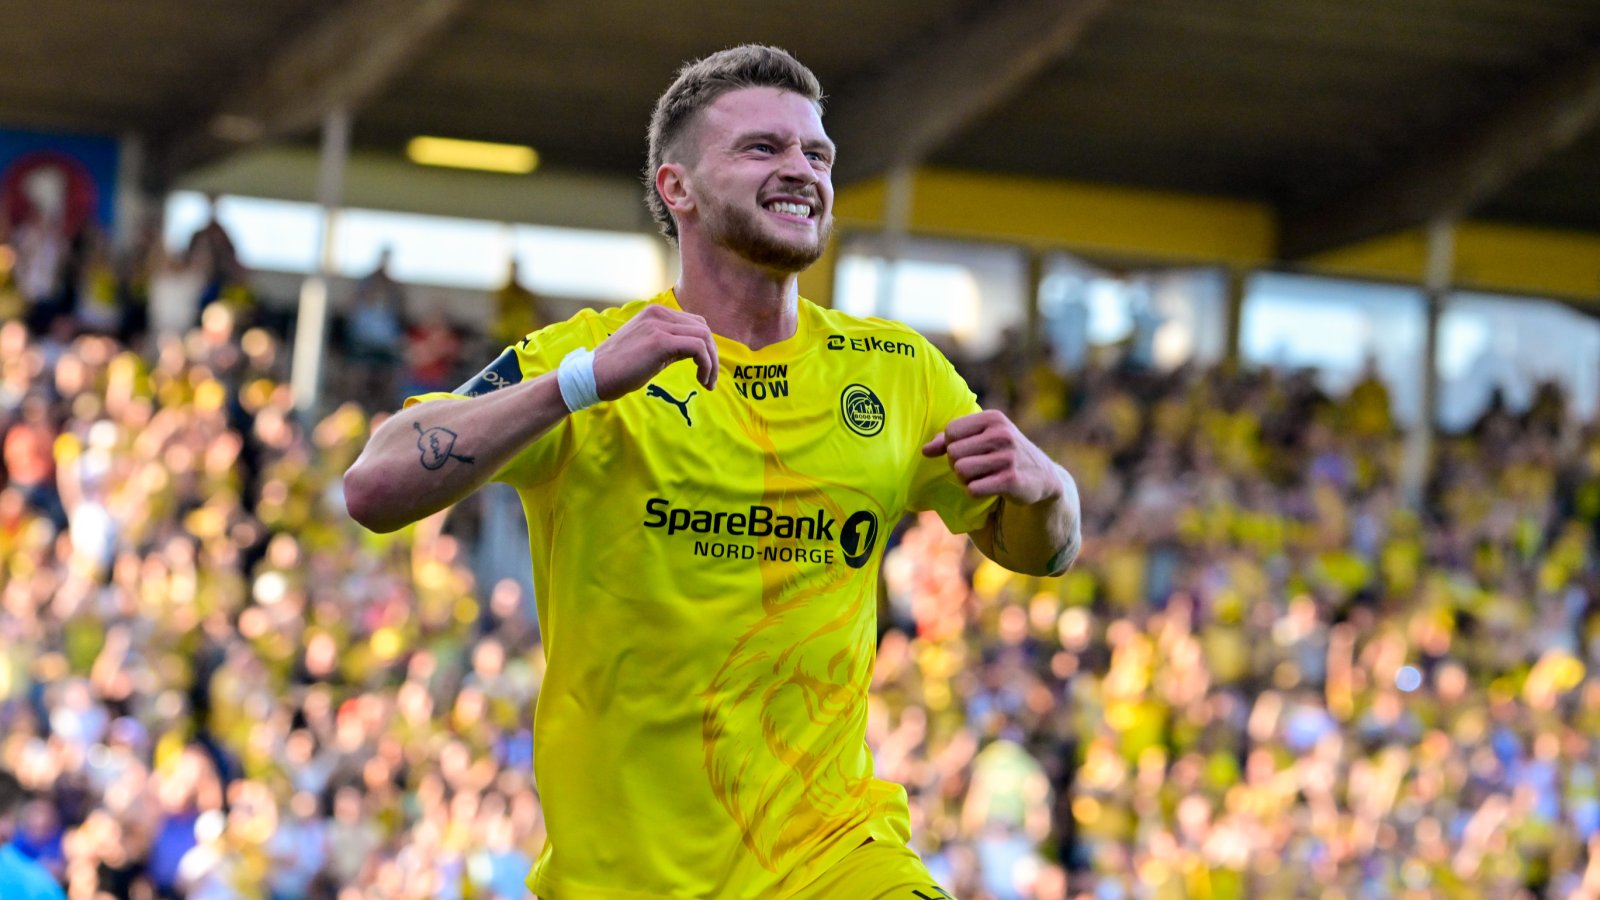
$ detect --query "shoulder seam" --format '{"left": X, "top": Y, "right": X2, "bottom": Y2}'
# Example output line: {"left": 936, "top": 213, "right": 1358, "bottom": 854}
{"left": 805, "top": 301, "right": 922, "bottom": 338}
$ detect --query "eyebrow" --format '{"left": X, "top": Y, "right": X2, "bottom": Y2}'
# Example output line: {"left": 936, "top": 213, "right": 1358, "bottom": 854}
{"left": 735, "top": 130, "right": 836, "bottom": 156}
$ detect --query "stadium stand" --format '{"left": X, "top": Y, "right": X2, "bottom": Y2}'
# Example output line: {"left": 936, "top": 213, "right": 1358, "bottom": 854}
{"left": 5, "top": 240, "right": 1600, "bottom": 897}
{"left": 12, "top": 5, "right": 1600, "bottom": 897}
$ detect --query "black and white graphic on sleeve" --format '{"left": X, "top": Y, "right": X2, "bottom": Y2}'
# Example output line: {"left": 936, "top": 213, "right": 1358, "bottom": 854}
{"left": 454, "top": 348, "right": 524, "bottom": 397}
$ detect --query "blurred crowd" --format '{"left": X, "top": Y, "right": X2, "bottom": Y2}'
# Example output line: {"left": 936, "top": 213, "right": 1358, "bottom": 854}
{"left": 0, "top": 190, "right": 524, "bottom": 419}
{"left": 871, "top": 358, "right": 1600, "bottom": 899}
{"left": 0, "top": 290, "right": 543, "bottom": 897}
{"left": 7, "top": 219, "right": 1600, "bottom": 899}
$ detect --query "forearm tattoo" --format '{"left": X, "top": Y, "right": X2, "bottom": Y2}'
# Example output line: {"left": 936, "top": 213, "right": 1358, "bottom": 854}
{"left": 1048, "top": 536, "right": 1079, "bottom": 575}
{"left": 414, "top": 422, "right": 476, "bottom": 470}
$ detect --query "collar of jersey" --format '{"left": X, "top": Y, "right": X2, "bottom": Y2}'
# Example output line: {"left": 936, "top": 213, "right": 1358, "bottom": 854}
{"left": 653, "top": 288, "right": 814, "bottom": 364}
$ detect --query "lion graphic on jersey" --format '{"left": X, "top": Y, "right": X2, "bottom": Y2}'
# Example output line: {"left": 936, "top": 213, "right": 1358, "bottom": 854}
{"left": 700, "top": 415, "right": 886, "bottom": 872}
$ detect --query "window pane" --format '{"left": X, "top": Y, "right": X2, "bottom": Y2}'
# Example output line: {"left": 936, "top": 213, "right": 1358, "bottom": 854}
{"left": 511, "top": 225, "right": 667, "bottom": 301}
{"left": 1040, "top": 255, "right": 1227, "bottom": 371}
{"left": 163, "top": 190, "right": 668, "bottom": 300}
{"left": 1148, "top": 268, "right": 1228, "bottom": 368}
{"left": 1241, "top": 273, "right": 1426, "bottom": 424}
{"left": 834, "top": 236, "right": 1026, "bottom": 356}
{"left": 164, "top": 191, "right": 323, "bottom": 272}
{"left": 220, "top": 196, "right": 324, "bottom": 273}
{"left": 162, "top": 191, "right": 210, "bottom": 252}
{"left": 335, "top": 209, "right": 510, "bottom": 290}
{"left": 1439, "top": 293, "right": 1600, "bottom": 430}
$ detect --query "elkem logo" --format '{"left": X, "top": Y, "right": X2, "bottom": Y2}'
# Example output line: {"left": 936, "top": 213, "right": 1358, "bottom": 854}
{"left": 840, "top": 383, "right": 885, "bottom": 437}
{"left": 840, "top": 511, "right": 880, "bottom": 569}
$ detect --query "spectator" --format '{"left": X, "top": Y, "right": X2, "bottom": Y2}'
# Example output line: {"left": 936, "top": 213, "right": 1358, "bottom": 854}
{"left": 184, "top": 195, "right": 244, "bottom": 310}
{"left": 8, "top": 163, "right": 72, "bottom": 334}
{"left": 402, "top": 302, "right": 463, "bottom": 399}
{"left": 343, "top": 247, "right": 408, "bottom": 408}
{"left": 489, "top": 259, "right": 542, "bottom": 349}
{"left": 0, "top": 768, "right": 66, "bottom": 899}
{"left": 146, "top": 239, "right": 206, "bottom": 342}
{"left": 2, "top": 391, "right": 65, "bottom": 529}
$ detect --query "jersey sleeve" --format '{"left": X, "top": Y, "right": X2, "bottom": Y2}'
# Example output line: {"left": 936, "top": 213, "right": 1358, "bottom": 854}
{"left": 905, "top": 340, "right": 998, "bottom": 534}
{"left": 403, "top": 313, "right": 598, "bottom": 488}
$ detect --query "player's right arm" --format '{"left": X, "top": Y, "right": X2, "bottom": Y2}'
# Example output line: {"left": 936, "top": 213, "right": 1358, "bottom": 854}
{"left": 344, "top": 304, "right": 718, "bottom": 533}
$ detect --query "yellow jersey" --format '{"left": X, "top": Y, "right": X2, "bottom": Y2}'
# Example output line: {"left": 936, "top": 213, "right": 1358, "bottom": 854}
{"left": 409, "top": 289, "right": 994, "bottom": 898}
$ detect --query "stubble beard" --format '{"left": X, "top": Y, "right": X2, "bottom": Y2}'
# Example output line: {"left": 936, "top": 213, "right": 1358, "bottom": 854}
{"left": 706, "top": 196, "right": 833, "bottom": 274}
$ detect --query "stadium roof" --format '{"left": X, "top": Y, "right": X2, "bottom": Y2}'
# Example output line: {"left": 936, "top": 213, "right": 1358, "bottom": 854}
{"left": 8, "top": 0, "right": 1600, "bottom": 259}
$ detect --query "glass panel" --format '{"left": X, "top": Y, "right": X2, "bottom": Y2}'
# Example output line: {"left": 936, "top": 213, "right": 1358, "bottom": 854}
{"left": 510, "top": 225, "right": 668, "bottom": 301}
{"left": 1147, "top": 267, "right": 1229, "bottom": 369}
{"left": 164, "top": 191, "right": 323, "bottom": 272}
{"left": 1039, "top": 255, "right": 1227, "bottom": 371}
{"left": 1241, "top": 272, "right": 1427, "bottom": 424}
{"left": 219, "top": 196, "right": 325, "bottom": 273}
{"left": 334, "top": 208, "right": 510, "bottom": 290}
{"left": 1439, "top": 292, "right": 1600, "bottom": 430}
{"left": 162, "top": 191, "right": 211, "bottom": 252}
{"left": 834, "top": 235, "right": 1027, "bottom": 356}
{"left": 163, "top": 191, "right": 667, "bottom": 300}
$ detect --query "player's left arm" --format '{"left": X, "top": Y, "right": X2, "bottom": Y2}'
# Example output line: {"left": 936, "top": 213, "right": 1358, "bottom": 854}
{"left": 922, "top": 409, "right": 1081, "bottom": 577}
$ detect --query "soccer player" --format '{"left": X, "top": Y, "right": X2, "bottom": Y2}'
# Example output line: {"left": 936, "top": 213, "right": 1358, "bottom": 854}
{"left": 345, "top": 44, "right": 1081, "bottom": 900}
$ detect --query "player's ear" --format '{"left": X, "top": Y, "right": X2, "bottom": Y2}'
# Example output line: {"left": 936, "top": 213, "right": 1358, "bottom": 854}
{"left": 657, "top": 163, "right": 694, "bottom": 219}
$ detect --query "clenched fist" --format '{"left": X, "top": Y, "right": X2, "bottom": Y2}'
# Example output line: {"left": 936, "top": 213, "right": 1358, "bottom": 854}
{"left": 922, "top": 409, "right": 1063, "bottom": 504}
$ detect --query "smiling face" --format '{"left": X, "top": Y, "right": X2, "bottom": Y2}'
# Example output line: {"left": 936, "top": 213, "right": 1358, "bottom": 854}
{"left": 677, "top": 87, "right": 835, "bottom": 274}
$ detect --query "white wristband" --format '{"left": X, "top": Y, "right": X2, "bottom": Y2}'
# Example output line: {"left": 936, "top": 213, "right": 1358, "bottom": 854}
{"left": 557, "top": 347, "right": 601, "bottom": 412}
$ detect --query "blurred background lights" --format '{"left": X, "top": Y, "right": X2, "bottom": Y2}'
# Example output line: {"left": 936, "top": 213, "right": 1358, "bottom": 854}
{"left": 406, "top": 136, "right": 539, "bottom": 174}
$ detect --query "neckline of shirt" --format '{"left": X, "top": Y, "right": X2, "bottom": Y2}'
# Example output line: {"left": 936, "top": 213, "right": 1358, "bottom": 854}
{"left": 654, "top": 289, "right": 814, "bottom": 363}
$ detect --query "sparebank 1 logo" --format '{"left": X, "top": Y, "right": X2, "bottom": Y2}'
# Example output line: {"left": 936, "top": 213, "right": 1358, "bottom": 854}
{"left": 840, "top": 510, "right": 880, "bottom": 569}
{"left": 642, "top": 498, "right": 882, "bottom": 569}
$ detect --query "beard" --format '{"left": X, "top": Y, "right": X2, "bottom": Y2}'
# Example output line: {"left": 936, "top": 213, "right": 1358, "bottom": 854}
{"left": 703, "top": 195, "right": 833, "bottom": 273}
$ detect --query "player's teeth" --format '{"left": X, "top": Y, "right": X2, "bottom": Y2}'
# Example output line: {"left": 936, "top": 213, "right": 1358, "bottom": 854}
{"left": 767, "top": 202, "right": 809, "bottom": 216}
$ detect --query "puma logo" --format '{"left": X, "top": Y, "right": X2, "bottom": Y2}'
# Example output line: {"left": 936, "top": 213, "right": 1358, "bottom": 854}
{"left": 646, "top": 384, "right": 697, "bottom": 426}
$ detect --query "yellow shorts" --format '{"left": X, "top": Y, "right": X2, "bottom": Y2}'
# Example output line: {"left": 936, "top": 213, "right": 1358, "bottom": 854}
{"left": 789, "top": 840, "right": 956, "bottom": 900}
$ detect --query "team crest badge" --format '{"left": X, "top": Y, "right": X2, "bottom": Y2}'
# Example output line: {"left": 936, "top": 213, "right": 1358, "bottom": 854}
{"left": 840, "top": 383, "right": 885, "bottom": 437}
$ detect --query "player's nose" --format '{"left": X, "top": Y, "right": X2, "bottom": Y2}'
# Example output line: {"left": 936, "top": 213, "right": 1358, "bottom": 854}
{"left": 775, "top": 146, "right": 817, "bottom": 185}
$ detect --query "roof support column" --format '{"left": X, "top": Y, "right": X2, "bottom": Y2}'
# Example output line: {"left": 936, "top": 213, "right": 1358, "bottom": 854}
{"left": 112, "top": 134, "right": 154, "bottom": 254}
{"left": 1223, "top": 265, "right": 1247, "bottom": 366}
{"left": 1402, "top": 219, "right": 1453, "bottom": 507}
{"left": 1024, "top": 248, "right": 1045, "bottom": 372}
{"left": 873, "top": 165, "right": 916, "bottom": 319}
{"left": 292, "top": 107, "right": 350, "bottom": 421}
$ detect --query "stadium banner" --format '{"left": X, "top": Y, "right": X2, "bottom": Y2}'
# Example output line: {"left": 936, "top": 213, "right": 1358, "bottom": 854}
{"left": 0, "top": 127, "right": 120, "bottom": 237}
